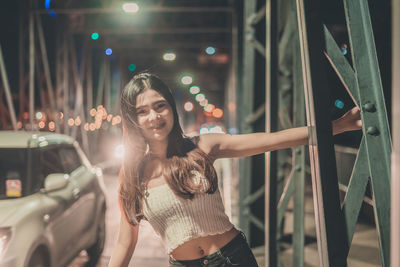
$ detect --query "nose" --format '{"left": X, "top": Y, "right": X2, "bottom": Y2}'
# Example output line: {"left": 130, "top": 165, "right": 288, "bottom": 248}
{"left": 148, "top": 109, "right": 159, "bottom": 122}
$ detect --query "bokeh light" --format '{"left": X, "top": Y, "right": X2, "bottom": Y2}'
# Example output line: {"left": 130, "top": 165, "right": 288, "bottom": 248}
{"left": 199, "top": 99, "right": 208, "bottom": 107}
{"left": 204, "top": 104, "right": 215, "bottom": 113}
{"left": 205, "top": 46, "right": 216, "bottom": 55}
{"left": 38, "top": 121, "right": 45, "bottom": 129}
{"left": 128, "top": 64, "right": 136, "bottom": 71}
{"left": 91, "top": 32, "right": 99, "bottom": 40}
{"left": 49, "top": 121, "right": 55, "bottom": 131}
{"left": 122, "top": 3, "right": 140, "bottom": 13}
{"left": 35, "top": 112, "right": 43, "bottom": 120}
{"left": 105, "top": 48, "right": 113, "bottom": 56}
{"left": 181, "top": 75, "right": 193, "bottom": 85}
{"left": 44, "top": 0, "right": 51, "bottom": 9}
{"left": 335, "top": 99, "right": 344, "bottom": 109}
{"left": 195, "top": 93, "right": 205, "bottom": 102}
{"left": 163, "top": 52, "right": 176, "bottom": 61}
{"left": 199, "top": 127, "right": 209, "bottom": 135}
{"left": 212, "top": 108, "right": 223, "bottom": 118}
{"left": 189, "top": 86, "right": 200, "bottom": 95}
{"left": 184, "top": 101, "right": 194, "bottom": 112}
{"left": 68, "top": 118, "right": 75, "bottom": 127}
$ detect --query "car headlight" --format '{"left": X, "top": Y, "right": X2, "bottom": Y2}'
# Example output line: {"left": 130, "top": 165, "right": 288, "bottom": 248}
{"left": 0, "top": 227, "right": 12, "bottom": 256}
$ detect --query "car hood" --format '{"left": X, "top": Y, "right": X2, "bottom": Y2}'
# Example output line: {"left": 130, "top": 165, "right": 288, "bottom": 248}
{"left": 0, "top": 195, "right": 42, "bottom": 226}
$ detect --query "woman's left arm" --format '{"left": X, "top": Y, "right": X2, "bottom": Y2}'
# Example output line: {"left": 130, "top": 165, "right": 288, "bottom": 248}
{"left": 198, "top": 107, "right": 362, "bottom": 160}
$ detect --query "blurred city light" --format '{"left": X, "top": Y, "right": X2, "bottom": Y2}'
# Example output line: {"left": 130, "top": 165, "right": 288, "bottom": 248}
{"left": 128, "top": 64, "right": 136, "bottom": 71}
{"left": 204, "top": 104, "right": 215, "bottom": 113}
{"left": 189, "top": 86, "right": 200, "bottom": 95}
{"left": 90, "top": 108, "right": 97, "bottom": 116}
{"left": 209, "top": 126, "right": 224, "bottom": 133}
{"left": 49, "top": 121, "right": 55, "bottom": 131}
{"left": 181, "top": 75, "right": 193, "bottom": 85}
{"left": 205, "top": 46, "right": 216, "bottom": 55}
{"left": 199, "top": 99, "right": 208, "bottom": 107}
{"left": 115, "top": 144, "right": 125, "bottom": 159}
{"left": 122, "top": 3, "right": 139, "bottom": 13}
{"left": 75, "top": 116, "right": 82, "bottom": 126}
{"left": 184, "top": 101, "right": 194, "bottom": 112}
{"left": 199, "top": 127, "right": 209, "bottom": 135}
{"left": 49, "top": 11, "right": 57, "bottom": 18}
{"left": 335, "top": 99, "right": 344, "bottom": 109}
{"left": 105, "top": 48, "right": 113, "bottom": 56}
{"left": 212, "top": 108, "right": 223, "bottom": 118}
{"left": 35, "top": 112, "right": 43, "bottom": 120}
{"left": 68, "top": 118, "right": 75, "bottom": 127}
{"left": 91, "top": 32, "right": 99, "bottom": 40}
{"left": 163, "top": 52, "right": 176, "bottom": 61}
{"left": 44, "top": 0, "right": 51, "bottom": 9}
{"left": 195, "top": 93, "right": 205, "bottom": 102}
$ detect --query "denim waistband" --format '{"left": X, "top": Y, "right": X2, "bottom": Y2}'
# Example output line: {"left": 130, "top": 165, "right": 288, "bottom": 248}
{"left": 169, "top": 231, "right": 246, "bottom": 265}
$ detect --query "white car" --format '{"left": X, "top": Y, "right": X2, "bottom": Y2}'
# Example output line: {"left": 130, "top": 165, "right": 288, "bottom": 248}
{"left": 0, "top": 131, "right": 106, "bottom": 267}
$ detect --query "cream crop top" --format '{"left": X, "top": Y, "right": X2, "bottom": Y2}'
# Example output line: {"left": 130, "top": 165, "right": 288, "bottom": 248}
{"left": 142, "top": 171, "right": 234, "bottom": 254}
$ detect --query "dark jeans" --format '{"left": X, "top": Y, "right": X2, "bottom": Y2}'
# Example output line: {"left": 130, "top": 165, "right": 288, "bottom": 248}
{"left": 169, "top": 231, "right": 259, "bottom": 267}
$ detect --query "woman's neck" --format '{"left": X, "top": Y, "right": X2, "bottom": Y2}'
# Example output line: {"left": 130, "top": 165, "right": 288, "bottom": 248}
{"left": 148, "top": 139, "right": 168, "bottom": 159}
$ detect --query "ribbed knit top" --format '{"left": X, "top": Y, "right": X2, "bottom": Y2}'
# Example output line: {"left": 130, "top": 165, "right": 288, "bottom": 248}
{"left": 142, "top": 171, "right": 234, "bottom": 254}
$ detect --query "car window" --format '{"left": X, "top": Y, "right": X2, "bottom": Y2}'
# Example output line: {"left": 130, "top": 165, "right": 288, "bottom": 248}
{"left": 40, "top": 146, "right": 64, "bottom": 177}
{"left": 59, "top": 146, "right": 82, "bottom": 173}
{"left": 0, "top": 148, "right": 27, "bottom": 199}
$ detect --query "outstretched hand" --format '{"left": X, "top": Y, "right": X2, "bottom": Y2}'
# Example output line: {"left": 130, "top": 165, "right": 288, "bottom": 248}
{"left": 332, "top": 106, "right": 362, "bottom": 135}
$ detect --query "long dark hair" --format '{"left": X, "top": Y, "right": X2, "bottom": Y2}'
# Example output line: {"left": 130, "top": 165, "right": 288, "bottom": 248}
{"left": 119, "top": 73, "right": 217, "bottom": 226}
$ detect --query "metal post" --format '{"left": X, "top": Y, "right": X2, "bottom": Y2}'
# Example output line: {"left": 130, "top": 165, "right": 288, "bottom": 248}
{"left": 265, "top": 0, "right": 278, "bottom": 265}
{"left": 63, "top": 35, "right": 69, "bottom": 134}
{"left": 391, "top": 0, "right": 400, "bottom": 265}
{"left": 295, "top": 0, "right": 348, "bottom": 266}
{"left": 29, "top": 8, "right": 35, "bottom": 129}
{"left": 343, "top": 1, "right": 392, "bottom": 265}
{"left": 0, "top": 44, "right": 18, "bottom": 130}
{"left": 239, "top": 0, "right": 257, "bottom": 240}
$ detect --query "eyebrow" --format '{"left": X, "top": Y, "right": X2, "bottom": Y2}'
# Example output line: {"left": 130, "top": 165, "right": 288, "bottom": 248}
{"left": 136, "top": 100, "right": 167, "bottom": 110}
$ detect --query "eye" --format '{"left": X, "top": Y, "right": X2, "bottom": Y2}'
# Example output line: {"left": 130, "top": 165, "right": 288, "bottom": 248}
{"left": 136, "top": 109, "right": 147, "bottom": 115}
{"left": 155, "top": 103, "right": 166, "bottom": 111}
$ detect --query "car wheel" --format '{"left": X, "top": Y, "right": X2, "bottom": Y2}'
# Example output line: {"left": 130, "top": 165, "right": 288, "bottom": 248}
{"left": 28, "top": 248, "right": 49, "bottom": 267}
{"left": 85, "top": 206, "right": 106, "bottom": 267}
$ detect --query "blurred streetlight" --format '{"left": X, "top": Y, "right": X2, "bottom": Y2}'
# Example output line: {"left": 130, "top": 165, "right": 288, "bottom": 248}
{"left": 163, "top": 52, "right": 176, "bottom": 61}
{"left": 184, "top": 101, "right": 194, "bottom": 112}
{"left": 122, "top": 3, "right": 139, "bottom": 13}
{"left": 181, "top": 75, "right": 193, "bottom": 85}
{"left": 189, "top": 86, "right": 200, "bottom": 94}
{"left": 205, "top": 46, "right": 216, "bottom": 55}
{"left": 195, "top": 93, "right": 205, "bottom": 102}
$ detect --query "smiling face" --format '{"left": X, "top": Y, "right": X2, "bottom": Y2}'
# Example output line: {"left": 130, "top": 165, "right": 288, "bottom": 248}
{"left": 135, "top": 89, "right": 174, "bottom": 143}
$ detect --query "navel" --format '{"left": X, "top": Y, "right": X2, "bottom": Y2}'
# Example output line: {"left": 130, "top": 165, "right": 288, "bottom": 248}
{"left": 198, "top": 246, "right": 205, "bottom": 255}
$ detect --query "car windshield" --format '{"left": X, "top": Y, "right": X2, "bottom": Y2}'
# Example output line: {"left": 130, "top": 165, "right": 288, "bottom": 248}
{"left": 0, "top": 148, "right": 28, "bottom": 199}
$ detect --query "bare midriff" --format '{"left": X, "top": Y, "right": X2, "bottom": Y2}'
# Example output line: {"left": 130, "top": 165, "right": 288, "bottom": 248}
{"left": 170, "top": 227, "right": 240, "bottom": 260}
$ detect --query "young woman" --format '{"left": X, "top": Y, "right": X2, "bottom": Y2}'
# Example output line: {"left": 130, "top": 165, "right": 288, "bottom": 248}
{"left": 108, "top": 73, "right": 362, "bottom": 267}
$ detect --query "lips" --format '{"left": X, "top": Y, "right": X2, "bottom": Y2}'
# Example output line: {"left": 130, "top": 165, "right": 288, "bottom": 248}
{"left": 151, "top": 121, "right": 166, "bottom": 130}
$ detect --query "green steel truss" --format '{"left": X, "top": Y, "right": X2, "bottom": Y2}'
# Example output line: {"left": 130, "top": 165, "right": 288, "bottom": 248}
{"left": 239, "top": 0, "right": 391, "bottom": 266}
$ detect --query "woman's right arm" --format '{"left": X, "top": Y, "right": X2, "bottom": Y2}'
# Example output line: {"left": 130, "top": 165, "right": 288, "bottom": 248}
{"left": 108, "top": 216, "right": 139, "bottom": 267}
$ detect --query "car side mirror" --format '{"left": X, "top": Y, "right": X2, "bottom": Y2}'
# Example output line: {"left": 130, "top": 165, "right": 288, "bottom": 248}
{"left": 43, "top": 173, "right": 69, "bottom": 192}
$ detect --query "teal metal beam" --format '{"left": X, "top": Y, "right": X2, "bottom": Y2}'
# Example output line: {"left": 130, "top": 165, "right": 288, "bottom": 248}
{"left": 341, "top": 138, "right": 369, "bottom": 246}
{"left": 391, "top": 0, "right": 400, "bottom": 265}
{"left": 292, "top": 19, "right": 306, "bottom": 265}
{"left": 239, "top": 0, "right": 257, "bottom": 240}
{"left": 344, "top": 1, "right": 392, "bottom": 265}
{"left": 323, "top": 26, "right": 360, "bottom": 107}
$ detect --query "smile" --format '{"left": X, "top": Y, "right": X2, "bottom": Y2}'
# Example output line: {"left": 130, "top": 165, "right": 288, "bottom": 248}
{"left": 151, "top": 121, "right": 166, "bottom": 130}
